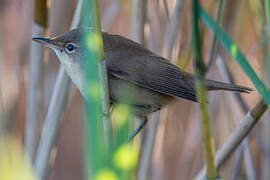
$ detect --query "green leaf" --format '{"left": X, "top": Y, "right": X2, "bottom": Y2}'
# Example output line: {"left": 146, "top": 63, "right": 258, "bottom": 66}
{"left": 199, "top": 6, "right": 270, "bottom": 105}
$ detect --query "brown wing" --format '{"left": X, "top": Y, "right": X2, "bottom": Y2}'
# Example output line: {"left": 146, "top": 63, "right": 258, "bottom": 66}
{"left": 103, "top": 33, "right": 197, "bottom": 102}
{"left": 105, "top": 50, "right": 197, "bottom": 102}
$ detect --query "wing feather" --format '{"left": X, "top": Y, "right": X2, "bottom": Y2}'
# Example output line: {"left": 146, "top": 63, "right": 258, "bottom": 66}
{"left": 106, "top": 53, "right": 197, "bottom": 102}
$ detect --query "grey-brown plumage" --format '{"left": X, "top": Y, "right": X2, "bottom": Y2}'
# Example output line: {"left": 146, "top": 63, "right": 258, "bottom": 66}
{"left": 102, "top": 32, "right": 251, "bottom": 116}
{"left": 33, "top": 29, "right": 252, "bottom": 117}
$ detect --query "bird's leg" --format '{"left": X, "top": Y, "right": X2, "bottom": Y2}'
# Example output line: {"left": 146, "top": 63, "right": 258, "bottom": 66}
{"left": 128, "top": 117, "right": 148, "bottom": 141}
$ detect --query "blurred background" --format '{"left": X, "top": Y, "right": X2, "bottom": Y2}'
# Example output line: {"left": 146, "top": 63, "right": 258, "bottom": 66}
{"left": 0, "top": 0, "right": 269, "bottom": 179}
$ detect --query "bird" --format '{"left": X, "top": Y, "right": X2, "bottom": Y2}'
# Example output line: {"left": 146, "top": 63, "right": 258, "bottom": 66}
{"left": 32, "top": 29, "right": 252, "bottom": 139}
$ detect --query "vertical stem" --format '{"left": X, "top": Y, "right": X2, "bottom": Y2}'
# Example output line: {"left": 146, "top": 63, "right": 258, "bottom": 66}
{"left": 34, "top": 1, "right": 83, "bottom": 179}
{"left": 138, "top": 0, "right": 186, "bottom": 179}
{"left": 267, "top": 0, "right": 270, "bottom": 26}
{"left": 162, "top": 0, "right": 185, "bottom": 59}
{"left": 261, "top": 1, "right": 270, "bottom": 179}
{"left": 25, "top": 0, "right": 47, "bottom": 161}
{"left": 0, "top": 8, "right": 4, "bottom": 132}
{"left": 131, "top": 0, "right": 146, "bottom": 44}
{"left": 137, "top": 112, "right": 161, "bottom": 180}
{"left": 34, "top": 67, "right": 71, "bottom": 180}
{"left": 101, "top": 0, "right": 121, "bottom": 30}
{"left": 81, "top": 0, "right": 112, "bottom": 178}
{"left": 205, "top": 0, "right": 224, "bottom": 72}
{"left": 98, "top": 59, "right": 113, "bottom": 152}
{"left": 162, "top": 0, "right": 169, "bottom": 19}
{"left": 191, "top": 0, "right": 218, "bottom": 178}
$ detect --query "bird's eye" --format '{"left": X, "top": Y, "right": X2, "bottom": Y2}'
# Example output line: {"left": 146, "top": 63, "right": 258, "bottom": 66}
{"left": 65, "top": 43, "right": 76, "bottom": 53}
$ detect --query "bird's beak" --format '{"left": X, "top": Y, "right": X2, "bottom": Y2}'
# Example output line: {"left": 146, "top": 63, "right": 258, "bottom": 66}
{"left": 32, "top": 37, "right": 59, "bottom": 49}
{"left": 32, "top": 37, "right": 50, "bottom": 44}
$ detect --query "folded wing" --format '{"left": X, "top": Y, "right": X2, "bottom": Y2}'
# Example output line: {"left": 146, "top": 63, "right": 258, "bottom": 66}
{"left": 107, "top": 54, "right": 197, "bottom": 102}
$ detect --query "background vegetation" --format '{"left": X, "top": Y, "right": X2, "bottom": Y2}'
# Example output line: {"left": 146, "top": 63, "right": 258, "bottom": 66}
{"left": 0, "top": 0, "right": 269, "bottom": 179}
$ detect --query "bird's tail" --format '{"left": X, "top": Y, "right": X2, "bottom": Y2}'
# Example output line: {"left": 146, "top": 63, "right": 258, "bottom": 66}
{"left": 204, "top": 79, "right": 252, "bottom": 93}
{"left": 182, "top": 72, "right": 252, "bottom": 93}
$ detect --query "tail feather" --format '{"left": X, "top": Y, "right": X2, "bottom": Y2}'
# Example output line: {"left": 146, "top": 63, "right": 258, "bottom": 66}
{"left": 182, "top": 72, "right": 252, "bottom": 93}
{"left": 204, "top": 79, "right": 252, "bottom": 93}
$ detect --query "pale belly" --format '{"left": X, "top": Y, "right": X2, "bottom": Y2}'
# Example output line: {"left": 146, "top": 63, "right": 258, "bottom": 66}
{"left": 108, "top": 75, "right": 173, "bottom": 117}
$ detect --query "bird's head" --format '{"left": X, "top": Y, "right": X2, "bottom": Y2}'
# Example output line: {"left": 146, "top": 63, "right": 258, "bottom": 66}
{"left": 32, "top": 28, "right": 92, "bottom": 98}
{"left": 33, "top": 28, "right": 83, "bottom": 67}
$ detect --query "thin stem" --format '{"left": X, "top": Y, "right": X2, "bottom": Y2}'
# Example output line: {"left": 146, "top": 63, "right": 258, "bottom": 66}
{"left": 34, "top": 67, "right": 70, "bottom": 180}
{"left": 0, "top": 23, "right": 4, "bottom": 131}
{"left": 217, "top": 57, "right": 257, "bottom": 180}
{"left": 34, "top": 1, "right": 83, "bottom": 179}
{"left": 192, "top": 0, "right": 218, "bottom": 178}
{"left": 25, "top": 0, "right": 47, "bottom": 161}
{"left": 205, "top": 0, "right": 224, "bottom": 72}
{"left": 138, "top": 0, "right": 186, "bottom": 179}
{"left": 214, "top": 55, "right": 268, "bottom": 155}
{"left": 101, "top": 0, "right": 121, "bottom": 30}
{"left": 231, "top": 146, "right": 244, "bottom": 180}
{"left": 162, "top": 0, "right": 185, "bottom": 59}
{"left": 261, "top": 0, "right": 270, "bottom": 178}
{"left": 220, "top": 61, "right": 249, "bottom": 113}
{"left": 131, "top": 0, "right": 146, "bottom": 44}
{"left": 195, "top": 99, "right": 267, "bottom": 180}
{"left": 137, "top": 112, "right": 161, "bottom": 180}
{"left": 162, "top": 0, "right": 169, "bottom": 19}
{"left": 98, "top": 60, "right": 113, "bottom": 151}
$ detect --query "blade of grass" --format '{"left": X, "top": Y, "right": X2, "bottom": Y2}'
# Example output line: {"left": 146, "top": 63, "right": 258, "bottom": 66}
{"left": 192, "top": 0, "right": 218, "bottom": 179}
{"left": 200, "top": 6, "right": 270, "bottom": 105}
